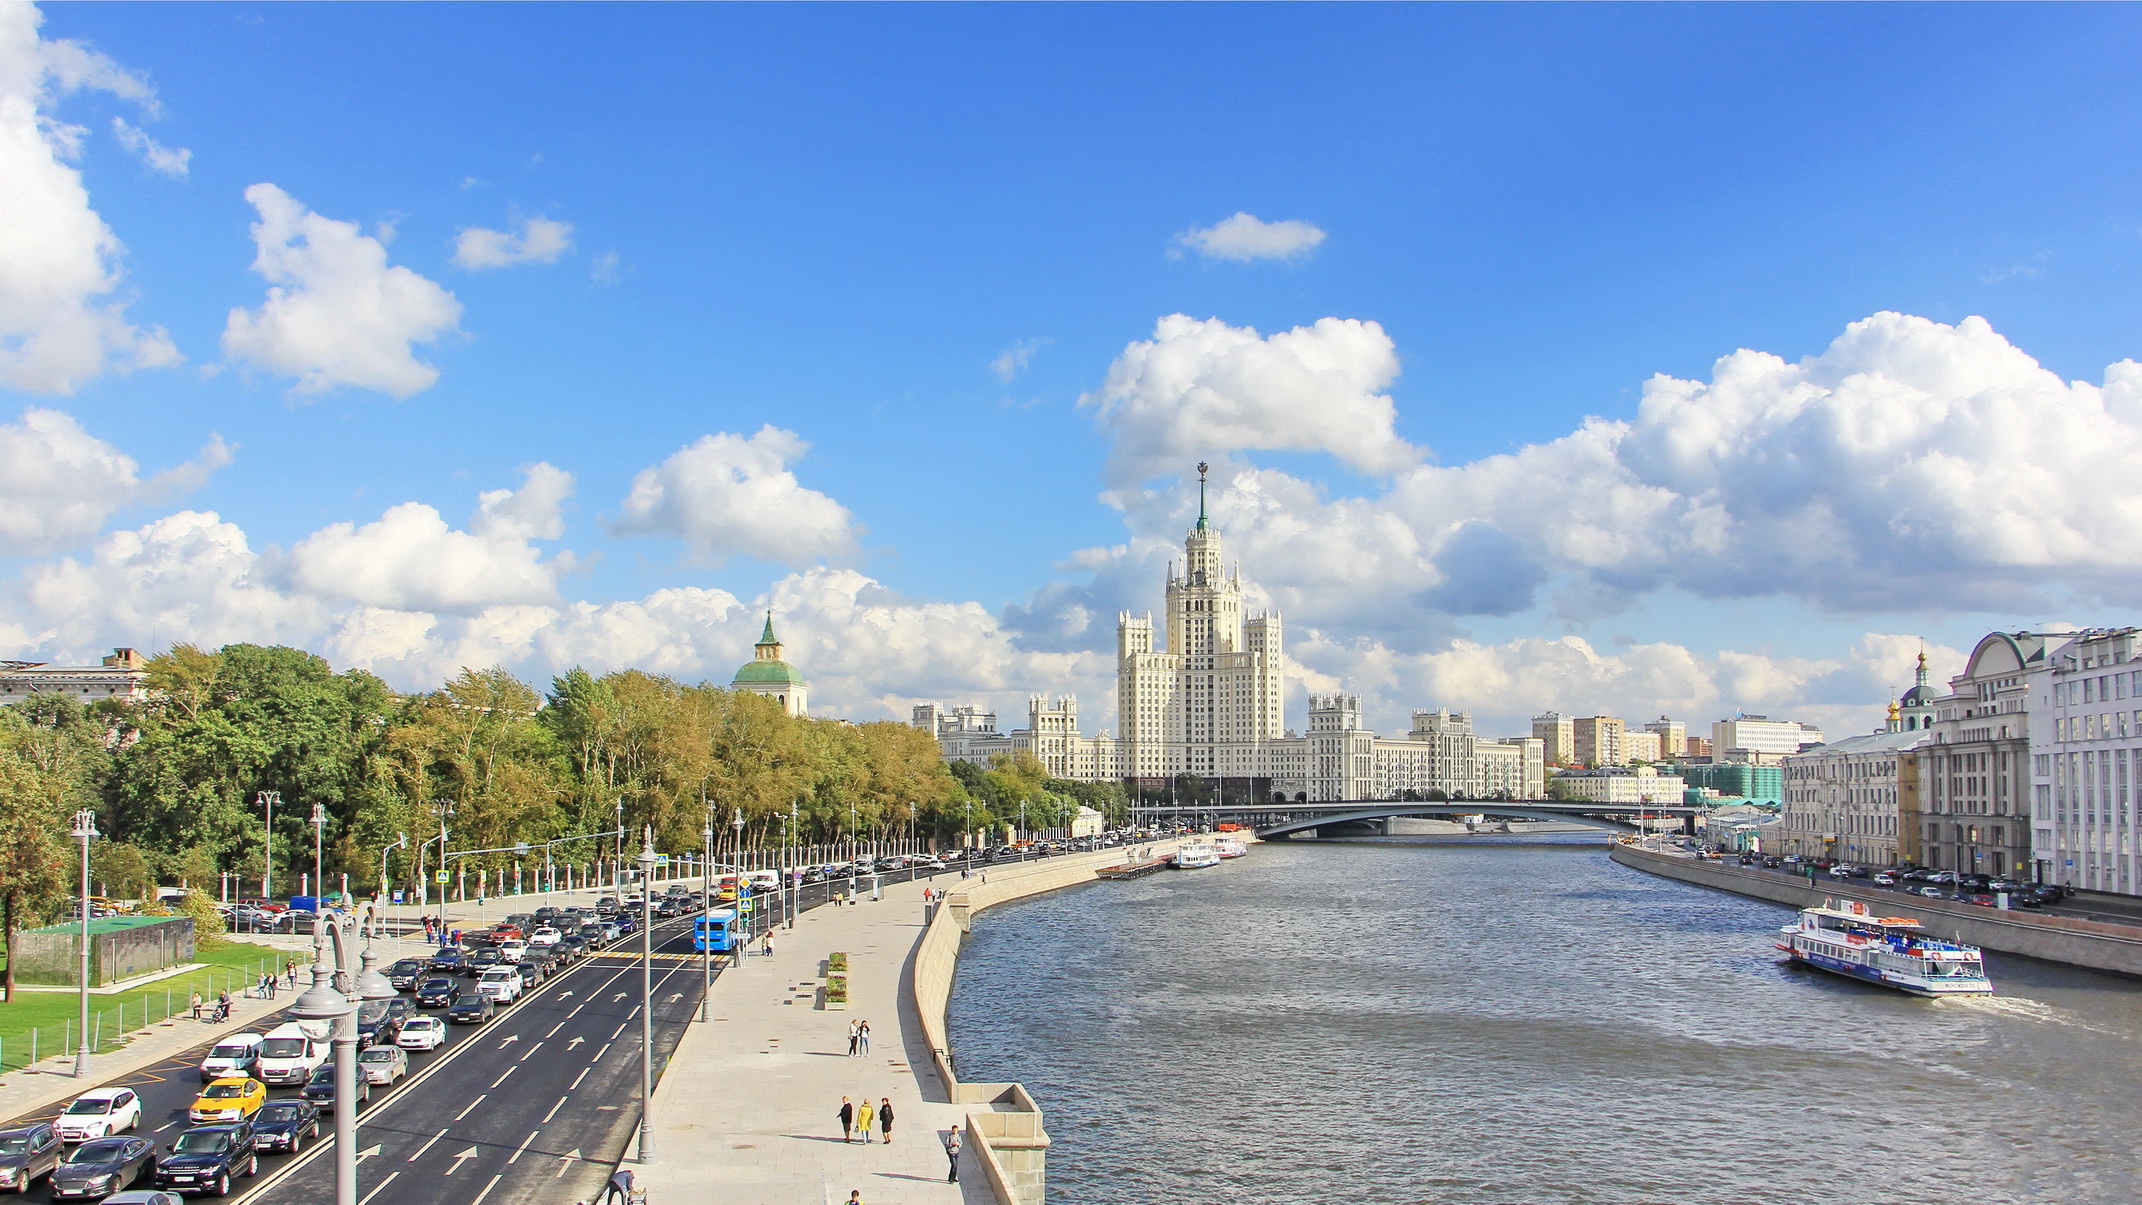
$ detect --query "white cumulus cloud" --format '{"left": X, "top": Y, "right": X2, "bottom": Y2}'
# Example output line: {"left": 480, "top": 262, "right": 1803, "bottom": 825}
{"left": 611, "top": 426, "right": 861, "bottom": 566}
{"left": 110, "top": 116, "right": 188, "bottom": 176}
{"left": 0, "top": 407, "right": 228, "bottom": 555}
{"left": 451, "top": 215, "right": 573, "bottom": 270}
{"left": 222, "top": 183, "right": 463, "bottom": 398}
{"left": 284, "top": 465, "right": 574, "bottom": 614}
{"left": 1082, "top": 314, "right": 1420, "bottom": 492}
{"left": 1171, "top": 212, "right": 1326, "bottom": 262}
{"left": 0, "top": 2, "right": 179, "bottom": 393}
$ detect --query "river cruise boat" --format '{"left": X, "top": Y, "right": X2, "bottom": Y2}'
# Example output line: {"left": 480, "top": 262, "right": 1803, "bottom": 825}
{"left": 1776, "top": 899, "right": 1993, "bottom": 997}
{"left": 1169, "top": 843, "right": 1221, "bottom": 869}
{"left": 1213, "top": 836, "right": 1248, "bottom": 859}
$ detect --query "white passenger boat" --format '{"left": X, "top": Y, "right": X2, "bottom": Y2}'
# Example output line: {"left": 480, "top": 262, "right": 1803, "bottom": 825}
{"left": 1169, "top": 843, "right": 1221, "bottom": 869}
{"left": 1213, "top": 836, "right": 1248, "bottom": 859}
{"left": 1776, "top": 899, "right": 1993, "bottom": 996}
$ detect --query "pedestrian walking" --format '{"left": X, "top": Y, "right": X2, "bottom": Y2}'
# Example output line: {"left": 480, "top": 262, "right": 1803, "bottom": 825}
{"left": 259, "top": 972, "right": 273, "bottom": 999}
{"left": 762, "top": 933, "right": 774, "bottom": 958}
{"left": 858, "top": 1020, "right": 871, "bottom": 1056}
{"left": 848, "top": 1194, "right": 862, "bottom": 1205}
{"left": 847, "top": 1019, "right": 860, "bottom": 1057}
{"left": 838, "top": 1096, "right": 854, "bottom": 1143}
{"left": 878, "top": 1097, "right": 894, "bottom": 1145}
{"left": 284, "top": 960, "right": 297, "bottom": 989}
{"left": 944, "top": 1125, "right": 961, "bottom": 1183}
{"left": 854, "top": 1098, "right": 874, "bottom": 1144}
{"left": 190, "top": 990, "right": 203, "bottom": 1020}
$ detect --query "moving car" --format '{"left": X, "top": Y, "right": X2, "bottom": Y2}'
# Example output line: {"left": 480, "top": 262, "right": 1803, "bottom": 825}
{"left": 465, "top": 949, "right": 504, "bottom": 976}
{"left": 385, "top": 959, "right": 428, "bottom": 989}
{"left": 48, "top": 1137, "right": 157, "bottom": 1200}
{"left": 355, "top": 999, "right": 403, "bottom": 1046}
{"left": 476, "top": 967, "right": 521, "bottom": 1003}
{"left": 0, "top": 1123, "right": 64, "bottom": 1194}
{"left": 446, "top": 995, "right": 495, "bottom": 1025}
{"left": 300, "top": 1065, "right": 370, "bottom": 1108}
{"left": 358, "top": 1045, "right": 409, "bottom": 1086}
{"left": 528, "top": 926, "right": 562, "bottom": 947}
{"left": 247, "top": 1100, "right": 319, "bottom": 1154}
{"left": 395, "top": 1015, "right": 447, "bottom": 1051}
{"left": 196, "top": 1034, "right": 264, "bottom": 1084}
{"left": 152, "top": 1124, "right": 257, "bottom": 1196}
{"left": 427, "top": 948, "right": 467, "bottom": 974}
{"left": 57, "top": 1089, "right": 143, "bottom": 1143}
{"left": 513, "top": 960, "right": 543, "bottom": 990}
{"left": 414, "top": 978, "right": 462, "bottom": 1008}
{"left": 91, "top": 1194, "right": 181, "bottom": 1205}
{"left": 495, "top": 940, "right": 530, "bottom": 964}
{"left": 187, "top": 1078, "right": 266, "bottom": 1125}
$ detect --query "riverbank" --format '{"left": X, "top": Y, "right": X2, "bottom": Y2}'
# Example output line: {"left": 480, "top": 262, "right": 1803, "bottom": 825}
{"left": 1610, "top": 843, "right": 2142, "bottom": 976}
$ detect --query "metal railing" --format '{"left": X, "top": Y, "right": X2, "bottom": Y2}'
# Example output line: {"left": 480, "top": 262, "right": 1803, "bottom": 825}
{"left": 0, "top": 954, "right": 287, "bottom": 1073}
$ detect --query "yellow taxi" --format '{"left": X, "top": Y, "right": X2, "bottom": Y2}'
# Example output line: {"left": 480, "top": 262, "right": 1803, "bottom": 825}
{"left": 188, "top": 1076, "right": 266, "bottom": 1124}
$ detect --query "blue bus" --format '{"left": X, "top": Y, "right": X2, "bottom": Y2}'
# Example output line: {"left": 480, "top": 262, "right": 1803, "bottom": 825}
{"left": 693, "top": 908, "right": 739, "bottom": 952}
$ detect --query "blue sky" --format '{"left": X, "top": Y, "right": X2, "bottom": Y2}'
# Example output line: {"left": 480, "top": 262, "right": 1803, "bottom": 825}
{"left": 7, "top": 2, "right": 2142, "bottom": 738}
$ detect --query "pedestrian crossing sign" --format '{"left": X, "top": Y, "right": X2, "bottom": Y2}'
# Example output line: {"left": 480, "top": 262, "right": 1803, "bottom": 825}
{"left": 434, "top": 871, "right": 449, "bottom": 884}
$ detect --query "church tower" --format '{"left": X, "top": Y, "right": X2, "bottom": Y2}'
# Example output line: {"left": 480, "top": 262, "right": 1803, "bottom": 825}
{"left": 731, "top": 613, "right": 810, "bottom": 717}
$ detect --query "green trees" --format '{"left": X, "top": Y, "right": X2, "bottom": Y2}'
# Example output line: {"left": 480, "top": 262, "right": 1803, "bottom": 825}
{"left": 0, "top": 644, "right": 971, "bottom": 917}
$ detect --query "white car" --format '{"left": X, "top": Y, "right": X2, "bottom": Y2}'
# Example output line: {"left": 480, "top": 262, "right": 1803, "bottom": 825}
{"left": 527, "top": 927, "right": 562, "bottom": 948}
{"left": 477, "top": 967, "right": 521, "bottom": 1003}
{"left": 357, "top": 1045, "right": 409, "bottom": 1086}
{"left": 495, "top": 939, "right": 529, "bottom": 964}
{"left": 395, "top": 1016, "right": 447, "bottom": 1051}
{"left": 56, "top": 1087, "right": 142, "bottom": 1142}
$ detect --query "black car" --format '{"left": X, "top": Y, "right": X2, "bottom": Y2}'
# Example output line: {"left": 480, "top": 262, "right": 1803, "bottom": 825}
{"left": 577, "top": 925, "right": 608, "bottom": 949}
{"left": 426, "top": 948, "right": 467, "bottom": 974}
{"left": 446, "top": 995, "right": 496, "bottom": 1025}
{"left": 153, "top": 1124, "right": 257, "bottom": 1196}
{"left": 465, "top": 949, "right": 504, "bottom": 976}
{"left": 355, "top": 998, "right": 403, "bottom": 1046}
{"left": 414, "top": 977, "right": 461, "bottom": 1008}
{"left": 0, "top": 1122, "right": 64, "bottom": 1194}
{"left": 514, "top": 960, "right": 543, "bottom": 989}
{"left": 300, "top": 1064, "right": 371, "bottom": 1107}
{"left": 248, "top": 1099, "right": 319, "bottom": 1154}
{"left": 386, "top": 959, "right": 428, "bottom": 989}
{"left": 557, "top": 936, "right": 589, "bottom": 960}
{"left": 49, "top": 1137, "right": 157, "bottom": 1200}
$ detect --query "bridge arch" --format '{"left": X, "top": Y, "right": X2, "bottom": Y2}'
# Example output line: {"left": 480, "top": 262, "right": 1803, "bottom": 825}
{"left": 1253, "top": 805, "right": 1641, "bottom": 840}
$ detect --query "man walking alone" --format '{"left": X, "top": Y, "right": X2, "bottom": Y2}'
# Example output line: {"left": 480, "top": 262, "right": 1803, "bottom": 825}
{"left": 944, "top": 1125, "right": 961, "bottom": 1183}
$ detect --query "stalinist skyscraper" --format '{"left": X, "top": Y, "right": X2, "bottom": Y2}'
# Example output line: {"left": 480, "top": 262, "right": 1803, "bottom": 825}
{"left": 1116, "top": 462, "right": 1286, "bottom": 782}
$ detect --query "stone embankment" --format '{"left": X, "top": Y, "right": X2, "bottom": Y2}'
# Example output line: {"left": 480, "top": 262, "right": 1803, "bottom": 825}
{"left": 1611, "top": 844, "right": 2142, "bottom": 976}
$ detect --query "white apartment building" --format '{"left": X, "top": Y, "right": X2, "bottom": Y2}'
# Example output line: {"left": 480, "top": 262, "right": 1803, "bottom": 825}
{"left": 1550, "top": 765, "right": 1686, "bottom": 805}
{"left": 2032, "top": 628, "right": 2142, "bottom": 895}
{"left": 1779, "top": 726, "right": 1929, "bottom": 866}
{"left": 1623, "top": 729, "right": 1663, "bottom": 763}
{"left": 1712, "top": 716, "right": 1825, "bottom": 764}
{"left": 1478, "top": 737, "right": 1547, "bottom": 800}
{"left": 1643, "top": 716, "right": 1686, "bottom": 759}
{"left": 0, "top": 648, "right": 151, "bottom": 707}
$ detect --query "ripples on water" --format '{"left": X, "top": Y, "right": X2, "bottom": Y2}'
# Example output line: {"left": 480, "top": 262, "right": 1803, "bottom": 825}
{"left": 945, "top": 836, "right": 2142, "bottom": 1204}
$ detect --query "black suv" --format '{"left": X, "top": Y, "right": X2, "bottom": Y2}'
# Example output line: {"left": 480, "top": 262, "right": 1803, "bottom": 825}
{"left": 154, "top": 1122, "right": 259, "bottom": 1196}
{"left": 0, "top": 1122, "right": 63, "bottom": 1194}
{"left": 386, "top": 959, "right": 428, "bottom": 989}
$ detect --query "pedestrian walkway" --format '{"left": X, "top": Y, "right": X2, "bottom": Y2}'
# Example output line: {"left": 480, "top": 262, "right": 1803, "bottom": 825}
{"left": 631, "top": 851, "right": 1153, "bottom": 1205}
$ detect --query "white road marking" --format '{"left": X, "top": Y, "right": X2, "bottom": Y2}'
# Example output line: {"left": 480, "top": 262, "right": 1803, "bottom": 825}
{"left": 541, "top": 1095, "right": 569, "bottom": 1123}
{"left": 498, "top": 1035, "right": 519, "bottom": 1047}
{"left": 592, "top": 1043, "right": 611, "bottom": 1062}
{"left": 567, "top": 1005, "right": 584, "bottom": 1018}
{"left": 454, "top": 1095, "right": 486, "bottom": 1121}
{"left": 565, "top": 1036, "right": 586, "bottom": 1050}
{"left": 506, "top": 1129, "right": 540, "bottom": 1164}
{"left": 469, "top": 1173, "right": 504, "bottom": 1204}
{"left": 445, "top": 1145, "right": 479, "bottom": 1176}
{"left": 518, "top": 1041, "right": 544, "bottom": 1062}
{"left": 554, "top": 1149, "right": 582, "bottom": 1178}
{"left": 545, "top": 1021, "right": 566, "bottom": 1038}
{"left": 610, "top": 1023, "right": 627, "bottom": 1040}
{"left": 357, "top": 1170, "right": 400, "bottom": 1205}
{"left": 407, "top": 1128, "right": 450, "bottom": 1162}
{"left": 490, "top": 1066, "right": 516, "bottom": 1088}
{"left": 568, "top": 1067, "right": 591, "bottom": 1091}
{"left": 355, "top": 1144, "right": 382, "bottom": 1162}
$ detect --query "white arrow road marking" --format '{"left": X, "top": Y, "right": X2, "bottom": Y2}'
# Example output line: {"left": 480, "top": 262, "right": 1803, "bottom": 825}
{"left": 357, "top": 1171, "right": 399, "bottom": 1205}
{"left": 454, "top": 1096, "right": 486, "bottom": 1121}
{"left": 565, "top": 1036, "right": 586, "bottom": 1050}
{"left": 468, "top": 1173, "right": 504, "bottom": 1205}
{"left": 541, "top": 1095, "right": 569, "bottom": 1123}
{"left": 554, "top": 1149, "right": 583, "bottom": 1178}
{"left": 445, "top": 1146, "right": 480, "bottom": 1176}
{"left": 498, "top": 1035, "right": 519, "bottom": 1046}
{"left": 556, "top": 992, "right": 574, "bottom": 1000}
{"left": 355, "top": 1144, "right": 382, "bottom": 1162}
{"left": 506, "top": 1129, "right": 541, "bottom": 1164}
{"left": 667, "top": 993, "right": 683, "bottom": 1002}
{"left": 408, "top": 1128, "right": 450, "bottom": 1162}
{"left": 518, "top": 1041, "right": 544, "bottom": 1062}
{"left": 612, "top": 992, "right": 628, "bottom": 1002}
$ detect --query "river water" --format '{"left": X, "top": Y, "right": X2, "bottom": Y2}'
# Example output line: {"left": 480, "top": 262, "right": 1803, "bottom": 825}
{"left": 946, "top": 835, "right": 2142, "bottom": 1204}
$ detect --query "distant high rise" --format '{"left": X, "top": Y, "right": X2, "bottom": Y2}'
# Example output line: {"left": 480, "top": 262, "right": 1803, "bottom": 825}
{"left": 1573, "top": 715, "right": 1627, "bottom": 766}
{"left": 1532, "top": 712, "right": 1576, "bottom": 765}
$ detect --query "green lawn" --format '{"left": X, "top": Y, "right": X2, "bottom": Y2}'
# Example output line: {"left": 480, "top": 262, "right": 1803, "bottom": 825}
{"left": 0, "top": 941, "right": 292, "bottom": 1073}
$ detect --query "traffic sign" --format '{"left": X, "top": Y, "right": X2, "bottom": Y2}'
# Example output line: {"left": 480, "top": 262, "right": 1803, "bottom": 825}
{"left": 434, "top": 870, "right": 449, "bottom": 884}
{"left": 391, "top": 890, "right": 405, "bottom": 904}
{"left": 655, "top": 854, "right": 670, "bottom": 865}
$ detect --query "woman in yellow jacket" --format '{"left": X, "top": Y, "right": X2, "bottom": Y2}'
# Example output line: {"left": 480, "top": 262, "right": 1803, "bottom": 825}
{"left": 854, "top": 1098, "right": 875, "bottom": 1144}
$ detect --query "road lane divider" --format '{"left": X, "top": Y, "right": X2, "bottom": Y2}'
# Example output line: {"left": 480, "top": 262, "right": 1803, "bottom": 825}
{"left": 453, "top": 1096, "right": 486, "bottom": 1121}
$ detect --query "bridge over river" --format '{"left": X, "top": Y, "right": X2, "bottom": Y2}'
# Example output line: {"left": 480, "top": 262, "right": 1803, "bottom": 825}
{"left": 1130, "top": 798, "right": 1700, "bottom": 839}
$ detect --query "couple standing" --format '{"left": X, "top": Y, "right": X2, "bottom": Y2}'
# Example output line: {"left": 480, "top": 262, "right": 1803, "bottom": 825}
{"left": 836, "top": 1095, "right": 894, "bottom": 1143}
{"left": 846, "top": 1018, "right": 871, "bottom": 1056}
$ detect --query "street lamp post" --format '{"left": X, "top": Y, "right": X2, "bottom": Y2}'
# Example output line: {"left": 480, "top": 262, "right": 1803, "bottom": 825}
{"left": 71, "top": 809, "right": 97, "bottom": 1078}
{"left": 310, "top": 802, "right": 326, "bottom": 901}
{"left": 636, "top": 827, "right": 657, "bottom": 1163}
{"left": 787, "top": 800, "right": 799, "bottom": 930}
{"left": 614, "top": 798, "right": 625, "bottom": 888}
{"left": 258, "top": 790, "right": 280, "bottom": 899}
{"left": 377, "top": 834, "right": 407, "bottom": 937}
{"left": 290, "top": 930, "right": 358, "bottom": 1205}
{"left": 700, "top": 815, "right": 714, "bottom": 1023}
{"left": 731, "top": 808, "right": 746, "bottom": 955}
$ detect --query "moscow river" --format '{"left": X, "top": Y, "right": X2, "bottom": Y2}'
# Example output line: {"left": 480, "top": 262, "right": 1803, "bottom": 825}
{"left": 947, "top": 835, "right": 2142, "bottom": 1204}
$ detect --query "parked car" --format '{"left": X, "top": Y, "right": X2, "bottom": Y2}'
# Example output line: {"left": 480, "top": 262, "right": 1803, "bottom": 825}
{"left": 0, "top": 1123, "right": 65, "bottom": 1194}
{"left": 151, "top": 1124, "right": 257, "bottom": 1196}
{"left": 57, "top": 1088, "right": 143, "bottom": 1143}
{"left": 248, "top": 1100, "right": 319, "bottom": 1154}
{"left": 395, "top": 1015, "right": 447, "bottom": 1051}
{"left": 48, "top": 1137, "right": 157, "bottom": 1200}
{"left": 1871, "top": 872, "right": 1898, "bottom": 886}
{"left": 1914, "top": 885, "right": 1945, "bottom": 897}
{"left": 357, "top": 1045, "right": 409, "bottom": 1086}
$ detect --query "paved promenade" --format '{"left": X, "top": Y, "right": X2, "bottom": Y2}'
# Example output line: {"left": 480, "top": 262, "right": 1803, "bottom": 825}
{"left": 632, "top": 849, "right": 1163, "bottom": 1205}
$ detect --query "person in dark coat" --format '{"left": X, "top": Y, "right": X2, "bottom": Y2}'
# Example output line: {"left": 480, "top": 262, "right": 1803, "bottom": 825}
{"left": 838, "top": 1096, "right": 854, "bottom": 1143}
{"left": 878, "top": 1097, "right": 894, "bottom": 1145}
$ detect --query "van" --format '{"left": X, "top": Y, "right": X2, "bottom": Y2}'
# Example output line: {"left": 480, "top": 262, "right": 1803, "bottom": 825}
{"left": 197, "top": 1033, "right": 265, "bottom": 1083}
{"left": 746, "top": 870, "right": 780, "bottom": 895}
{"left": 254, "top": 1022, "right": 328, "bottom": 1086}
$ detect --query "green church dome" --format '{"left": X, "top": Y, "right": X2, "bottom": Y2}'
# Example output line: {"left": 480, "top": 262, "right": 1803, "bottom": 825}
{"left": 732, "top": 658, "right": 805, "bottom": 686}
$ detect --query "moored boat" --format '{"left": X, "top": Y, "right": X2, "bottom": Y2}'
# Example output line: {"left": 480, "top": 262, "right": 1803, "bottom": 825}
{"left": 1169, "top": 842, "right": 1221, "bottom": 869}
{"left": 1776, "top": 899, "right": 1993, "bottom": 996}
{"left": 1213, "top": 836, "right": 1248, "bottom": 859}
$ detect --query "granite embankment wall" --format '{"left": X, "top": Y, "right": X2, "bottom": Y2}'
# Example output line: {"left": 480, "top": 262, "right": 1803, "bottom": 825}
{"left": 913, "top": 841, "right": 1194, "bottom": 1205}
{"left": 1611, "top": 844, "right": 2142, "bottom": 976}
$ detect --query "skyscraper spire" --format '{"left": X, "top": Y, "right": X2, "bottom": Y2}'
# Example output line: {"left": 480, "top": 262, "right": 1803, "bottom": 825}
{"left": 1195, "top": 461, "right": 1210, "bottom": 532}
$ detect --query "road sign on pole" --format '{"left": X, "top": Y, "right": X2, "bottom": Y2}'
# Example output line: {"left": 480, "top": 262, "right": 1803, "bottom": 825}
{"left": 435, "top": 871, "right": 449, "bottom": 884}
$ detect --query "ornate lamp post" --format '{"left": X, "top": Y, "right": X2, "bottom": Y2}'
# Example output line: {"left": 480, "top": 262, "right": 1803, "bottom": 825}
{"left": 310, "top": 802, "right": 327, "bottom": 899}
{"left": 700, "top": 814, "right": 714, "bottom": 1023}
{"left": 71, "top": 809, "right": 97, "bottom": 1078}
{"left": 731, "top": 808, "right": 747, "bottom": 954}
{"left": 257, "top": 790, "right": 280, "bottom": 898}
{"left": 290, "top": 935, "right": 358, "bottom": 1205}
{"left": 636, "top": 827, "right": 657, "bottom": 1163}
